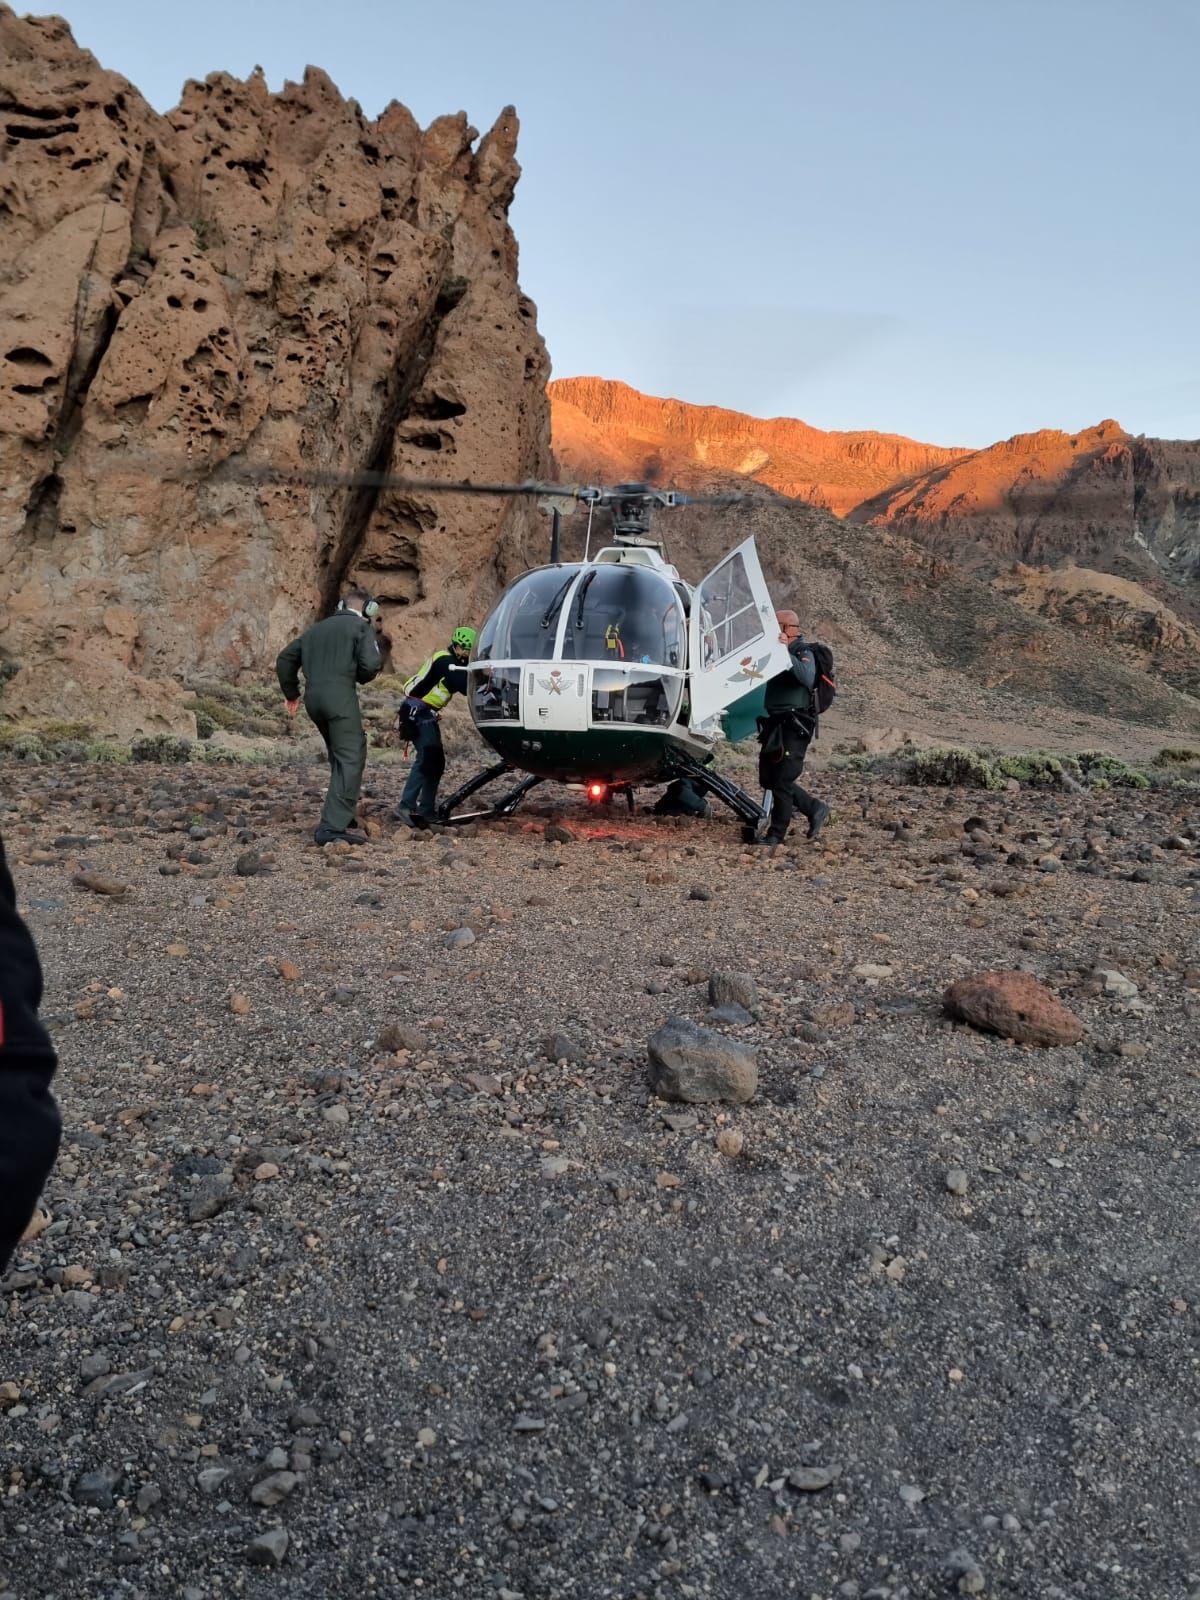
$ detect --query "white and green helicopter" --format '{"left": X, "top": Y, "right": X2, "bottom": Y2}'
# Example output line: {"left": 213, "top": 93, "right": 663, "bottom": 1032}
{"left": 433, "top": 480, "right": 793, "bottom": 827}
{"left": 193, "top": 460, "right": 793, "bottom": 827}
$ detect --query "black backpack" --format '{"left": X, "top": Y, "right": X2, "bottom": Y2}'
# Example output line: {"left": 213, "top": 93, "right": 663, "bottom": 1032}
{"left": 808, "top": 641, "right": 837, "bottom": 715}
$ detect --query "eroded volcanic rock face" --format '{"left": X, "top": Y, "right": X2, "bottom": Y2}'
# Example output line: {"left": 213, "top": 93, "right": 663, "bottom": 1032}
{"left": 551, "top": 376, "right": 968, "bottom": 517}
{"left": 0, "top": 9, "right": 550, "bottom": 733}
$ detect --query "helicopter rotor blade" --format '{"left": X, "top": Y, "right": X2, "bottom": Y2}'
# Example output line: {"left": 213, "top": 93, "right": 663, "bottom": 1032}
{"left": 97, "top": 454, "right": 750, "bottom": 510}
{"left": 136, "top": 456, "right": 579, "bottom": 498}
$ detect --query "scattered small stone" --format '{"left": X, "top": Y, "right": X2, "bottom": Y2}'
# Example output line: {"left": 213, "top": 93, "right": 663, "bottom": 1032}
{"left": 945, "top": 1168, "right": 969, "bottom": 1195}
{"left": 187, "top": 1175, "right": 233, "bottom": 1223}
{"left": 648, "top": 1016, "right": 758, "bottom": 1105}
{"left": 73, "top": 1466, "right": 120, "bottom": 1508}
{"left": 542, "top": 1031, "right": 585, "bottom": 1063}
{"left": 245, "top": 1529, "right": 289, "bottom": 1567}
{"left": 853, "top": 962, "right": 893, "bottom": 980}
{"left": 716, "top": 1128, "right": 744, "bottom": 1158}
{"left": 544, "top": 822, "right": 575, "bottom": 844}
{"left": 19, "top": 1208, "right": 50, "bottom": 1243}
{"left": 1097, "top": 968, "right": 1139, "bottom": 1000}
{"left": 898, "top": 1483, "right": 925, "bottom": 1505}
{"left": 229, "top": 992, "right": 252, "bottom": 1015}
{"left": 444, "top": 927, "right": 476, "bottom": 949}
{"left": 708, "top": 971, "right": 758, "bottom": 1013}
{"left": 787, "top": 1464, "right": 841, "bottom": 1492}
{"left": 688, "top": 885, "right": 712, "bottom": 901}
{"left": 707, "top": 1002, "right": 754, "bottom": 1025}
{"left": 72, "top": 871, "right": 130, "bottom": 898}
{"left": 249, "top": 1471, "right": 299, "bottom": 1507}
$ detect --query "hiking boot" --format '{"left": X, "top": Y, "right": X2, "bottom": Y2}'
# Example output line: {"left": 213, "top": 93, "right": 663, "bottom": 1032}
{"left": 314, "top": 825, "right": 366, "bottom": 846}
{"left": 393, "top": 808, "right": 428, "bottom": 831}
{"left": 806, "top": 801, "right": 831, "bottom": 842}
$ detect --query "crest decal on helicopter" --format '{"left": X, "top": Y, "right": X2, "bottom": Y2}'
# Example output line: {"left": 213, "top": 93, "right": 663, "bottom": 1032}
{"left": 728, "top": 653, "right": 771, "bottom": 686}
{"left": 537, "top": 670, "right": 566, "bottom": 696}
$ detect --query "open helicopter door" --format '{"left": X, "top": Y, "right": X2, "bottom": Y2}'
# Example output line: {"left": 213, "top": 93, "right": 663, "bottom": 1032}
{"left": 687, "top": 536, "right": 791, "bottom": 730}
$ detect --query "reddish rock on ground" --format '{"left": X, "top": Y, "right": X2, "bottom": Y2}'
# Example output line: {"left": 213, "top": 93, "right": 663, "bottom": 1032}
{"left": 943, "top": 970, "right": 1085, "bottom": 1048}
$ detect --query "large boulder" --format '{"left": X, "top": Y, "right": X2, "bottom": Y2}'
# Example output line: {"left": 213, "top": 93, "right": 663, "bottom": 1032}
{"left": 648, "top": 1017, "right": 758, "bottom": 1104}
{"left": 943, "top": 971, "right": 1084, "bottom": 1048}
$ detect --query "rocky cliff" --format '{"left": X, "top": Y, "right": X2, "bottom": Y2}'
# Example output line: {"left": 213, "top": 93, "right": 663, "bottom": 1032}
{"left": 0, "top": 8, "right": 551, "bottom": 734}
{"left": 851, "top": 425, "right": 1200, "bottom": 595}
{"left": 550, "top": 377, "right": 968, "bottom": 516}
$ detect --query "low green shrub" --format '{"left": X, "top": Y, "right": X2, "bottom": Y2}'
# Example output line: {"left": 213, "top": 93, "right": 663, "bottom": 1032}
{"left": 130, "top": 734, "right": 193, "bottom": 763}
{"left": 86, "top": 740, "right": 130, "bottom": 764}
{"left": 906, "top": 746, "right": 1003, "bottom": 790}
{"left": 1075, "top": 751, "right": 1151, "bottom": 789}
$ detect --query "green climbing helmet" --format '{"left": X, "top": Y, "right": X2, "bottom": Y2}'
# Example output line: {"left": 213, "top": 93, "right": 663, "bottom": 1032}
{"left": 451, "top": 626, "right": 477, "bottom": 652}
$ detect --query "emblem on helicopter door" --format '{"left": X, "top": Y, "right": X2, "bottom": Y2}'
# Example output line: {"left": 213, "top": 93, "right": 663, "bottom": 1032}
{"left": 537, "top": 670, "right": 566, "bottom": 695}
{"left": 728, "top": 654, "right": 771, "bottom": 685}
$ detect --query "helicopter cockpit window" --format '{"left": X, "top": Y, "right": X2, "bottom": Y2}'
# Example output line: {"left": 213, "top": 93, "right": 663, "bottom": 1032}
{"left": 559, "top": 565, "right": 685, "bottom": 668}
{"left": 695, "top": 551, "right": 761, "bottom": 663}
{"left": 591, "top": 669, "right": 683, "bottom": 727}
{"left": 471, "top": 667, "right": 521, "bottom": 722}
{"left": 475, "top": 566, "right": 584, "bottom": 663}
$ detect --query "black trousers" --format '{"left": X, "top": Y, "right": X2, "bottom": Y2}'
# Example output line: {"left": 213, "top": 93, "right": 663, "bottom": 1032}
{"left": 401, "top": 713, "right": 446, "bottom": 817}
{"left": 758, "top": 731, "right": 820, "bottom": 841}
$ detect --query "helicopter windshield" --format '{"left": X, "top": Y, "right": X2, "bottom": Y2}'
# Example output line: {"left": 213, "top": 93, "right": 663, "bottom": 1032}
{"left": 559, "top": 565, "right": 685, "bottom": 667}
{"left": 475, "top": 566, "right": 585, "bottom": 663}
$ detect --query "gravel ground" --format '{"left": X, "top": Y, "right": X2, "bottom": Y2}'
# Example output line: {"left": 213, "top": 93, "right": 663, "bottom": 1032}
{"left": 1, "top": 759, "right": 1198, "bottom": 1600}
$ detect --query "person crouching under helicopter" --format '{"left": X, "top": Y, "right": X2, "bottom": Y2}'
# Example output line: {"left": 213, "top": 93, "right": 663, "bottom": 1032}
{"left": 276, "top": 585, "right": 383, "bottom": 846}
{"left": 395, "top": 627, "right": 476, "bottom": 827}
{"left": 753, "top": 609, "right": 831, "bottom": 846}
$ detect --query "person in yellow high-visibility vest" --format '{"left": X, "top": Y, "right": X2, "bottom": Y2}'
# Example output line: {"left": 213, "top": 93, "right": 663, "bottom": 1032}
{"left": 395, "top": 627, "right": 476, "bottom": 826}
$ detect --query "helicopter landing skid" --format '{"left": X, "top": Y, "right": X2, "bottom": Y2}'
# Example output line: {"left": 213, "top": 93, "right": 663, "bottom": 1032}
{"left": 671, "top": 753, "right": 767, "bottom": 829}
{"left": 436, "top": 762, "right": 545, "bottom": 826}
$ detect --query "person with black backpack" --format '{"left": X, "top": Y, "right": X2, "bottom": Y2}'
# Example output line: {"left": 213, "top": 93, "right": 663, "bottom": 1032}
{"left": 752, "top": 610, "right": 833, "bottom": 847}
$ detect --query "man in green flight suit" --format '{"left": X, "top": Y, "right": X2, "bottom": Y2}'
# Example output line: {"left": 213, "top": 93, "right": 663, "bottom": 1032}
{"left": 276, "top": 586, "right": 383, "bottom": 845}
{"left": 395, "top": 626, "right": 476, "bottom": 826}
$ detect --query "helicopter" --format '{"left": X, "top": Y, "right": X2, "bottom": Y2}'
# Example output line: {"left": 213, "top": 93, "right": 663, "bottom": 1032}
{"left": 422, "top": 479, "right": 794, "bottom": 828}
{"left": 155, "top": 458, "right": 796, "bottom": 829}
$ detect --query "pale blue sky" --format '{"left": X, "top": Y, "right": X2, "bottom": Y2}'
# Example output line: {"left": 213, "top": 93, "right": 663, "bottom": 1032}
{"left": 66, "top": 0, "right": 1200, "bottom": 447}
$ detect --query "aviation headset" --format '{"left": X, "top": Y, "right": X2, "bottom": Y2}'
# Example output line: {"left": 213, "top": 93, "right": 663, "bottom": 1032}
{"left": 337, "top": 590, "right": 380, "bottom": 620}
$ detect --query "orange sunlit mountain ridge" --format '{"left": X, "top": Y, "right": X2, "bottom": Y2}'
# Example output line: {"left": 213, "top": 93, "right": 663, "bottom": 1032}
{"left": 550, "top": 378, "right": 1200, "bottom": 597}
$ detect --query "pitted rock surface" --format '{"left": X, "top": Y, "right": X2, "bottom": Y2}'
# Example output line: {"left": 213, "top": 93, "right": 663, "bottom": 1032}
{"left": 0, "top": 10, "right": 550, "bottom": 733}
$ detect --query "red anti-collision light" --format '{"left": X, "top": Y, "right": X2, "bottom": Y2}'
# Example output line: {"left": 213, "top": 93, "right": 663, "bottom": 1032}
{"left": 588, "top": 783, "right": 605, "bottom": 799}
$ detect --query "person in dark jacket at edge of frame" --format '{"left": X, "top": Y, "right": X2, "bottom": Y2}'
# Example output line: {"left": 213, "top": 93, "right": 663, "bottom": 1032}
{"left": 752, "top": 608, "right": 831, "bottom": 847}
{"left": 0, "top": 834, "right": 62, "bottom": 1273}
{"left": 394, "top": 626, "right": 477, "bottom": 827}
{"left": 276, "top": 585, "right": 384, "bottom": 846}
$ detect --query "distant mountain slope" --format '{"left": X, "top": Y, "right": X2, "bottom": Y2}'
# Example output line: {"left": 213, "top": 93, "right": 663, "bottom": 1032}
{"left": 550, "top": 376, "right": 968, "bottom": 516}
{"left": 552, "top": 377, "right": 1200, "bottom": 637}
{"left": 851, "top": 425, "right": 1200, "bottom": 591}
{"left": 550, "top": 382, "right": 1200, "bottom": 743}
